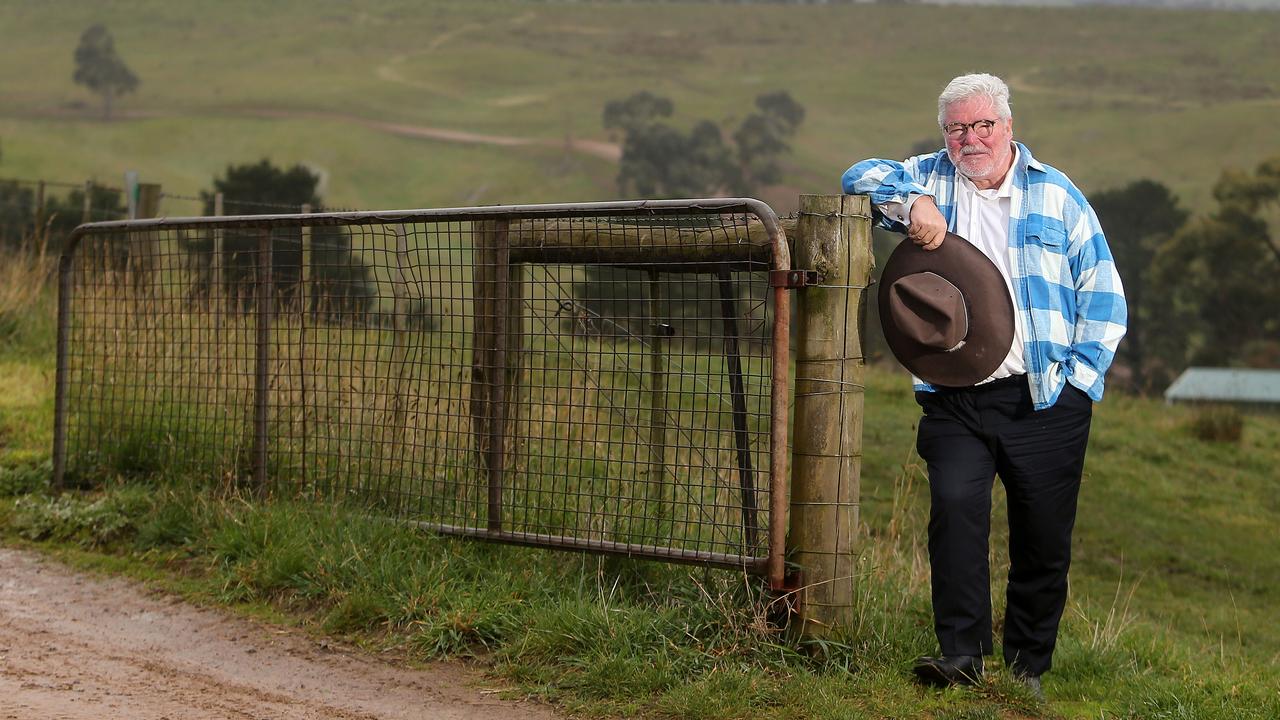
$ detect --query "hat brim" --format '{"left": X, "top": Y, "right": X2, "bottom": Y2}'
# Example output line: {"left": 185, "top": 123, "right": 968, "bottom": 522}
{"left": 877, "top": 233, "right": 1015, "bottom": 387}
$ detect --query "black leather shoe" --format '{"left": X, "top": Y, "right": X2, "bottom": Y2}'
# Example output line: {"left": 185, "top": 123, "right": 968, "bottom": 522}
{"left": 1015, "top": 672, "right": 1044, "bottom": 700}
{"left": 912, "top": 655, "right": 984, "bottom": 687}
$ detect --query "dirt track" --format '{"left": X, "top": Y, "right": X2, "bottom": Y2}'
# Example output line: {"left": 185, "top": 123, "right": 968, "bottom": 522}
{"left": 0, "top": 548, "right": 560, "bottom": 720}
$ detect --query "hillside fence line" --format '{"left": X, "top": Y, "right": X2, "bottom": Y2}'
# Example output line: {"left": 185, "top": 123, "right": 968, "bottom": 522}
{"left": 0, "top": 175, "right": 324, "bottom": 256}
{"left": 50, "top": 193, "right": 872, "bottom": 637}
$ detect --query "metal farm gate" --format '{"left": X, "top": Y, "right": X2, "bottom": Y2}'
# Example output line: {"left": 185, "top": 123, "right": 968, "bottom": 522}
{"left": 52, "top": 199, "right": 791, "bottom": 580}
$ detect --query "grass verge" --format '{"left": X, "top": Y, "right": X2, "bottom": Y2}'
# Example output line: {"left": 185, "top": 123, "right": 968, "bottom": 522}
{"left": 2, "top": 461, "right": 1277, "bottom": 719}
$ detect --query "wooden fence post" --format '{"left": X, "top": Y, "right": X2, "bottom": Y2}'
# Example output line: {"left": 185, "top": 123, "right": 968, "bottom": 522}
{"left": 213, "top": 191, "right": 225, "bottom": 296}
{"left": 788, "top": 193, "right": 873, "bottom": 639}
{"left": 300, "top": 203, "right": 312, "bottom": 315}
{"left": 130, "top": 183, "right": 162, "bottom": 293}
{"left": 34, "top": 180, "right": 46, "bottom": 253}
{"left": 471, "top": 219, "right": 521, "bottom": 532}
{"left": 136, "top": 183, "right": 161, "bottom": 218}
{"left": 81, "top": 181, "right": 93, "bottom": 224}
{"left": 79, "top": 180, "right": 98, "bottom": 271}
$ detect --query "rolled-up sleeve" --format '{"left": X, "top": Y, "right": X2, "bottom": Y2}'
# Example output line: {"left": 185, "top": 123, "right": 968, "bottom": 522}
{"left": 842, "top": 157, "right": 932, "bottom": 233}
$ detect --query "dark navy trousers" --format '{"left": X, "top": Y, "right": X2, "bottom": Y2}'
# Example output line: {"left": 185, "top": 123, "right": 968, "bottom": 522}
{"left": 915, "top": 375, "right": 1093, "bottom": 677}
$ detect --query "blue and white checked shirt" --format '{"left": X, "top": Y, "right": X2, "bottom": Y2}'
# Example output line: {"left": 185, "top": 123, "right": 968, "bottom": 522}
{"left": 842, "top": 142, "right": 1127, "bottom": 410}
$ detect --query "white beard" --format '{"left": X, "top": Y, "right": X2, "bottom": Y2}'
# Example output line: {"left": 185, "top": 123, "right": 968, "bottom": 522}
{"left": 950, "top": 144, "right": 1001, "bottom": 182}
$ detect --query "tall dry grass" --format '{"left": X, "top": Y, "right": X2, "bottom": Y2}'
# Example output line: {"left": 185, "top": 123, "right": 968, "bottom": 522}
{"left": 0, "top": 237, "right": 55, "bottom": 340}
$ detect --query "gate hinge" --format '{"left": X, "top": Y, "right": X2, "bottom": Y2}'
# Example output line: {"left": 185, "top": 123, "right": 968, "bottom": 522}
{"left": 769, "top": 269, "right": 820, "bottom": 289}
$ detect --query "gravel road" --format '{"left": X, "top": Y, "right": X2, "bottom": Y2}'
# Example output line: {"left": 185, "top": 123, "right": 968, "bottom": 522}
{"left": 0, "top": 548, "right": 559, "bottom": 720}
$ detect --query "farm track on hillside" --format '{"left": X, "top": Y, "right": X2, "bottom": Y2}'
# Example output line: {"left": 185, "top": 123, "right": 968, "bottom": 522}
{"left": 1, "top": 105, "right": 623, "bottom": 163}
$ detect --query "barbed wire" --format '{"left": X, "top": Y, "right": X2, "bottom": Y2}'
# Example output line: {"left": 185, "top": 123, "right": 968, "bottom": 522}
{"left": 0, "top": 176, "right": 350, "bottom": 215}
{"left": 0, "top": 176, "right": 123, "bottom": 193}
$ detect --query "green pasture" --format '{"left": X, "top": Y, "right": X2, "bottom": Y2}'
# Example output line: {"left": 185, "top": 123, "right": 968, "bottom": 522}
{"left": 2, "top": 1, "right": 1278, "bottom": 215}
{"left": 4, "top": 2, "right": 1280, "bottom": 717}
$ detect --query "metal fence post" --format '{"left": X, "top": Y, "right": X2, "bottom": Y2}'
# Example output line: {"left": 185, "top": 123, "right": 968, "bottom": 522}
{"left": 51, "top": 243, "right": 77, "bottom": 492}
{"left": 387, "top": 224, "right": 411, "bottom": 469}
{"left": 471, "top": 223, "right": 496, "bottom": 492}
{"left": 645, "top": 270, "right": 670, "bottom": 536}
{"left": 788, "top": 193, "right": 873, "bottom": 639}
{"left": 253, "top": 227, "right": 273, "bottom": 491}
{"left": 299, "top": 203, "right": 312, "bottom": 494}
{"left": 717, "top": 267, "right": 758, "bottom": 551}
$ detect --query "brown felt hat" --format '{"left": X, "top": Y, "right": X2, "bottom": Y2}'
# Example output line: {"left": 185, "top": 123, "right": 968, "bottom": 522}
{"left": 877, "top": 233, "right": 1015, "bottom": 387}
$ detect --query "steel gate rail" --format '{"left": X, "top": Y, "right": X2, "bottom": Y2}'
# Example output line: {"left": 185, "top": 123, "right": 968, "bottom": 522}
{"left": 53, "top": 199, "right": 792, "bottom": 587}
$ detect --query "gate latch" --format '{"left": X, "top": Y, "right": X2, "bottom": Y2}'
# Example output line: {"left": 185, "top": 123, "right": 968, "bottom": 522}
{"left": 769, "top": 269, "right": 820, "bottom": 289}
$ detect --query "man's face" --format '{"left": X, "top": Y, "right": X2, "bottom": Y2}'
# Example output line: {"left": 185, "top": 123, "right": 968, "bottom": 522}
{"left": 942, "top": 96, "right": 1014, "bottom": 185}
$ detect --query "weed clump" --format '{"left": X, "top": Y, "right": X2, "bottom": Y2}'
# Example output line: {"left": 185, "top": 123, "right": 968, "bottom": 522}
{"left": 0, "top": 457, "right": 51, "bottom": 496}
{"left": 12, "top": 485, "right": 150, "bottom": 546}
{"left": 1188, "top": 404, "right": 1244, "bottom": 444}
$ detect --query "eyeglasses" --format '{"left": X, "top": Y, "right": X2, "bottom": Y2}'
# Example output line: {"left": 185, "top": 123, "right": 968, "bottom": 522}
{"left": 943, "top": 119, "right": 999, "bottom": 139}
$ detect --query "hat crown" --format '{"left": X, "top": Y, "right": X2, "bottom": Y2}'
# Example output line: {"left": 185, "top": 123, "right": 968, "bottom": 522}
{"left": 888, "top": 271, "right": 968, "bottom": 352}
{"left": 876, "top": 233, "right": 1016, "bottom": 388}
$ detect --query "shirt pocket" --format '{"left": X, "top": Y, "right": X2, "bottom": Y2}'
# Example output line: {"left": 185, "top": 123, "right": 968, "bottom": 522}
{"left": 1024, "top": 216, "right": 1067, "bottom": 250}
{"left": 1022, "top": 217, "right": 1075, "bottom": 312}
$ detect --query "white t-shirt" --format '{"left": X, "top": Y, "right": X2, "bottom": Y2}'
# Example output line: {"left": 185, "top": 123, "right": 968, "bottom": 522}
{"left": 952, "top": 149, "right": 1026, "bottom": 382}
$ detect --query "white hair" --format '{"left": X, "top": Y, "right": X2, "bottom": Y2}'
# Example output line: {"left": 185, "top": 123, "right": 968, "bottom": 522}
{"left": 937, "top": 73, "right": 1012, "bottom": 127}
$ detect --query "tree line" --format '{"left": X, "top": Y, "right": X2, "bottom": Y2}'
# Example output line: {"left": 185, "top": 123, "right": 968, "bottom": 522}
{"left": 1091, "top": 160, "right": 1280, "bottom": 393}
{"left": 0, "top": 161, "right": 383, "bottom": 325}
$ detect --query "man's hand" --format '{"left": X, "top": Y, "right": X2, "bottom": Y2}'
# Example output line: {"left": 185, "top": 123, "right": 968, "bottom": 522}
{"left": 907, "top": 195, "right": 947, "bottom": 251}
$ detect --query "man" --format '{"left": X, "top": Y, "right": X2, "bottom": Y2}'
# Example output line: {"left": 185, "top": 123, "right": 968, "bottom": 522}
{"left": 842, "top": 73, "right": 1126, "bottom": 696}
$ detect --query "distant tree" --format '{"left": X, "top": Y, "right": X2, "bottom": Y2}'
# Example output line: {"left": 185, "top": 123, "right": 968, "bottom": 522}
{"left": 602, "top": 91, "right": 674, "bottom": 136}
{"left": 184, "top": 160, "right": 376, "bottom": 321}
{"left": 1091, "top": 180, "right": 1188, "bottom": 393}
{"left": 731, "top": 90, "right": 805, "bottom": 194}
{"left": 1, "top": 181, "right": 127, "bottom": 260}
{"left": 615, "top": 120, "right": 736, "bottom": 198}
{"left": 603, "top": 90, "right": 805, "bottom": 199}
{"left": 0, "top": 181, "right": 36, "bottom": 251}
{"left": 585, "top": 91, "right": 805, "bottom": 344}
{"left": 1147, "top": 158, "right": 1280, "bottom": 382}
{"left": 201, "top": 158, "right": 321, "bottom": 216}
{"left": 72, "top": 24, "right": 139, "bottom": 121}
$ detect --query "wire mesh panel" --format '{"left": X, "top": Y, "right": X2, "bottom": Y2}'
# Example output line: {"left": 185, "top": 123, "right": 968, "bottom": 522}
{"left": 54, "top": 200, "right": 790, "bottom": 580}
